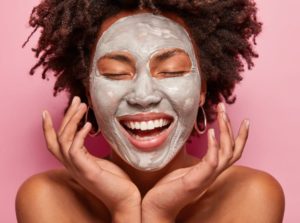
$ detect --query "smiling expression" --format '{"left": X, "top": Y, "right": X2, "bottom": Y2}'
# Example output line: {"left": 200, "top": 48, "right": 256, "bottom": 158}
{"left": 89, "top": 13, "right": 201, "bottom": 171}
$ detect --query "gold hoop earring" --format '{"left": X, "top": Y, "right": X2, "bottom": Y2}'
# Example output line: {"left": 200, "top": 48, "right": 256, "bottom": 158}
{"left": 194, "top": 106, "right": 207, "bottom": 135}
{"left": 85, "top": 106, "right": 100, "bottom": 137}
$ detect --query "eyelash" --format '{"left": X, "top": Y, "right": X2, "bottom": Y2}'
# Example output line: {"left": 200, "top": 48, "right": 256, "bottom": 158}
{"left": 102, "top": 73, "right": 129, "bottom": 76}
{"left": 159, "top": 71, "right": 188, "bottom": 76}
{"left": 101, "top": 71, "right": 188, "bottom": 80}
{"left": 102, "top": 73, "right": 132, "bottom": 79}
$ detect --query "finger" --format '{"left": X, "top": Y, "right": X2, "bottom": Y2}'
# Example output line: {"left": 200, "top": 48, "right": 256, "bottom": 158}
{"left": 68, "top": 127, "right": 135, "bottom": 210}
{"left": 58, "top": 96, "right": 81, "bottom": 135}
{"left": 225, "top": 116, "right": 235, "bottom": 145}
{"left": 68, "top": 123, "right": 125, "bottom": 188}
{"left": 58, "top": 103, "right": 87, "bottom": 160}
{"left": 204, "top": 128, "right": 219, "bottom": 168}
{"left": 217, "top": 104, "right": 234, "bottom": 164}
{"left": 219, "top": 103, "right": 234, "bottom": 145}
{"left": 68, "top": 122, "right": 95, "bottom": 173}
{"left": 182, "top": 129, "right": 219, "bottom": 192}
{"left": 42, "top": 110, "right": 64, "bottom": 162}
{"left": 231, "top": 119, "right": 250, "bottom": 164}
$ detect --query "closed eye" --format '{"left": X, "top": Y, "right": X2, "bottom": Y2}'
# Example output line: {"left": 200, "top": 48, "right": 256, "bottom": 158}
{"left": 158, "top": 70, "right": 190, "bottom": 77}
{"left": 101, "top": 73, "right": 133, "bottom": 80}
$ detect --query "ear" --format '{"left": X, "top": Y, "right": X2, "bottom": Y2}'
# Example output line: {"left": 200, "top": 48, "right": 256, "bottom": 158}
{"left": 199, "top": 92, "right": 206, "bottom": 106}
{"left": 199, "top": 79, "right": 207, "bottom": 106}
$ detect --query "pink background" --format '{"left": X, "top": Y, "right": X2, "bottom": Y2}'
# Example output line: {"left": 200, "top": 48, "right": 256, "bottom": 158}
{"left": 1, "top": 0, "right": 299, "bottom": 222}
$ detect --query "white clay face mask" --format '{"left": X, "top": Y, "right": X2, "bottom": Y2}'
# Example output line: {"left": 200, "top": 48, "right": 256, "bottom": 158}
{"left": 89, "top": 13, "right": 201, "bottom": 171}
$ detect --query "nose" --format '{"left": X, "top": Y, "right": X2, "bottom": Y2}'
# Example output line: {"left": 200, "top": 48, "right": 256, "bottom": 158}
{"left": 126, "top": 72, "right": 162, "bottom": 108}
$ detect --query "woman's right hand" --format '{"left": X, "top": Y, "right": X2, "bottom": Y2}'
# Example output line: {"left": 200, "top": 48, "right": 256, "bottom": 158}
{"left": 42, "top": 96, "right": 141, "bottom": 222}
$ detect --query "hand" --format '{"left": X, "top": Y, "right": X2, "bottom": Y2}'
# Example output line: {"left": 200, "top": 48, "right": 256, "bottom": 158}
{"left": 142, "top": 103, "right": 250, "bottom": 222}
{"left": 42, "top": 96, "right": 141, "bottom": 222}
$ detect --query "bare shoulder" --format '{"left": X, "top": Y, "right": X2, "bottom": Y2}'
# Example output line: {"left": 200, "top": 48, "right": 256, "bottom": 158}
{"left": 207, "top": 165, "right": 284, "bottom": 223}
{"left": 224, "top": 165, "right": 285, "bottom": 211}
{"left": 234, "top": 165, "right": 285, "bottom": 222}
{"left": 15, "top": 169, "right": 110, "bottom": 223}
{"left": 179, "top": 165, "right": 285, "bottom": 223}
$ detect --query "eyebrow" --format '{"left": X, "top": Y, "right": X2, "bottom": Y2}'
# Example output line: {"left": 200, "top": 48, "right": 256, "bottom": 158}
{"left": 152, "top": 49, "right": 187, "bottom": 63}
{"left": 100, "top": 53, "right": 135, "bottom": 67}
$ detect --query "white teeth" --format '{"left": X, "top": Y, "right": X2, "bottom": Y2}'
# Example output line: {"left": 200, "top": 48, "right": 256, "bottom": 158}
{"left": 135, "top": 122, "right": 140, "bottom": 130}
{"left": 130, "top": 122, "right": 135, "bottom": 129}
{"left": 148, "top": 121, "right": 155, "bottom": 130}
{"left": 163, "top": 119, "right": 168, "bottom": 126}
{"left": 141, "top": 121, "right": 147, "bottom": 131}
{"left": 159, "top": 119, "right": 163, "bottom": 127}
{"left": 154, "top": 120, "right": 160, "bottom": 128}
{"left": 123, "top": 119, "right": 171, "bottom": 131}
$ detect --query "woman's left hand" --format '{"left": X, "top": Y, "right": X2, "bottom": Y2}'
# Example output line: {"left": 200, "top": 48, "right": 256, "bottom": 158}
{"left": 142, "top": 103, "right": 250, "bottom": 223}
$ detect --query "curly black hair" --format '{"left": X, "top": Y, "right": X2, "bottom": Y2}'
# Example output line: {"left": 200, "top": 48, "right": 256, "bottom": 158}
{"left": 24, "top": 0, "right": 262, "bottom": 132}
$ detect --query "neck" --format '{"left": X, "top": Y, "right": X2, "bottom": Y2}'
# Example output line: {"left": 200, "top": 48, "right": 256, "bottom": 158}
{"left": 110, "top": 146, "right": 196, "bottom": 196}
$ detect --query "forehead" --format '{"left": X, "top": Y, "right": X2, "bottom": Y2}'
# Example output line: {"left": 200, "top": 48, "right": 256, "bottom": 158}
{"left": 94, "top": 13, "right": 195, "bottom": 59}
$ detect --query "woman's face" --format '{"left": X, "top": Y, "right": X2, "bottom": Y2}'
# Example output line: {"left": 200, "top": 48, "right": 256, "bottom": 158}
{"left": 89, "top": 12, "right": 202, "bottom": 171}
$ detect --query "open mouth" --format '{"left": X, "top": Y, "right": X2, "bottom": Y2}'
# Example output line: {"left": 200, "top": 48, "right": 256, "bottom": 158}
{"left": 117, "top": 113, "right": 174, "bottom": 151}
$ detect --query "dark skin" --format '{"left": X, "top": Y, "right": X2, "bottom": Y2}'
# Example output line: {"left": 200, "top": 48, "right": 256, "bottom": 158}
{"left": 16, "top": 9, "right": 285, "bottom": 223}
{"left": 16, "top": 166, "right": 284, "bottom": 222}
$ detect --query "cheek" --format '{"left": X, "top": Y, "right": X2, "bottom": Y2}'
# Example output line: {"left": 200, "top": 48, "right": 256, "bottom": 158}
{"left": 90, "top": 78, "right": 131, "bottom": 115}
{"left": 183, "top": 97, "right": 196, "bottom": 111}
{"left": 157, "top": 75, "right": 200, "bottom": 113}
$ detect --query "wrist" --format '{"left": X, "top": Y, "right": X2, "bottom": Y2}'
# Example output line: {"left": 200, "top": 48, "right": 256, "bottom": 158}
{"left": 141, "top": 203, "right": 175, "bottom": 223}
{"left": 141, "top": 211, "right": 174, "bottom": 223}
{"left": 112, "top": 207, "right": 141, "bottom": 223}
{"left": 112, "top": 195, "right": 142, "bottom": 223}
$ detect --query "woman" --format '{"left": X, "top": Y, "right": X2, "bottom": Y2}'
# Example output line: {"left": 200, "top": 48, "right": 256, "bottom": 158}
{"left": 16, "top": 0, "right": 285, "bottom": 222}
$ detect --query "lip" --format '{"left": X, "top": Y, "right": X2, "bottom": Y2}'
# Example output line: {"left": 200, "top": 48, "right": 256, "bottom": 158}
{"left": 118, "top": 112, "right": 173, "bottom": 122}
{"left": 117, "top": 112, "right": 174, "bottom": 152}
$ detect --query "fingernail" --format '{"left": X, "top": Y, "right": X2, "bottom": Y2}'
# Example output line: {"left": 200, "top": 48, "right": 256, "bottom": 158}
{"left": 42, "top": 111, "right": 47, "bottom": 120}
{"left": 84, "top": 122, "right": 91, "bottom": 129}
{"left": 219, "top": 103, "right": 226, "bottom": 112}
{"left": 72, "top": 96, "right": 79, "bottom": 105}
{"left": 244, "top": 119, "right": 250, "bottom": 129}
